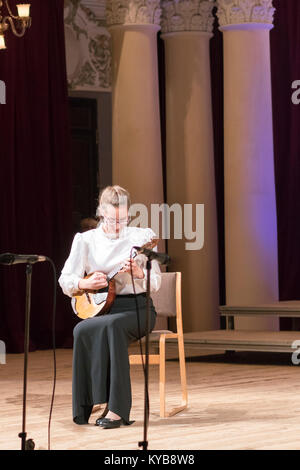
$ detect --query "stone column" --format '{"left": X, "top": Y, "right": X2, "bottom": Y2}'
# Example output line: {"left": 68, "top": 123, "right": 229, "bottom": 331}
{"left": 106, "top": 0, "right": 164, "bottom": 232}
{"left": 161, "top": 0, "right": 220, "bottom": 332}
{"left": 217, "top": 0, "right": 279, "bottom": 330}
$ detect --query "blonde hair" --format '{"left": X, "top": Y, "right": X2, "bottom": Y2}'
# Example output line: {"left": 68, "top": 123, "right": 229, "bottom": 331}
{"left": 96, "top": 185, "right": 131, "bottom": 221}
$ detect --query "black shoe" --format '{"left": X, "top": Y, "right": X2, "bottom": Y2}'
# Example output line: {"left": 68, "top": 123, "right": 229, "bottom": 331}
{"left": 95, "top": 404, "right": 109, "bottom": 426}
{"left": 100, "top": 418, "right": 128, "bottom": 429}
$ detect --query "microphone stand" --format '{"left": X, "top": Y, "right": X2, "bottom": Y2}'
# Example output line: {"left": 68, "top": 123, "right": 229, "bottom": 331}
{"left": 18, "top": 264, "right": 35, "bottom": 450}
{"left": 138, "top": 258, "right": 152, "bottom": 451}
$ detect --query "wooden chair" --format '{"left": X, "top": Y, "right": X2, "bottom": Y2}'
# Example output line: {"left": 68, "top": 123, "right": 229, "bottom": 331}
{"left": 129, "top": 272, "right": 188, "bottom": 418}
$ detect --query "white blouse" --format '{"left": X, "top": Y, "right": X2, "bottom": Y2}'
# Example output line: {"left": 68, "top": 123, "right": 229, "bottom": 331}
{"left": 58, "top": 223, "right": 162, "bottom": 297}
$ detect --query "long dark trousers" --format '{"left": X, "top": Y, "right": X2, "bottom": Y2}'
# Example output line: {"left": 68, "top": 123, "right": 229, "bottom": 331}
{"left": 72, "top": 293, "right": 157, "bottom": 424}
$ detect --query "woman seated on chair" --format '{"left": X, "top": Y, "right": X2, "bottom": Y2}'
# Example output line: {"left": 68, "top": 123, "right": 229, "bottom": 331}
{"left": 58, "top": 185, "right": 161, "bottom": 429}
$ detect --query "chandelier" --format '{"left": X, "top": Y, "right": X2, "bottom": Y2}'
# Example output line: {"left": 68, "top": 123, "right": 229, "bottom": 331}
{"left": 0, "top": 1, "right": 31, "bottom": 49}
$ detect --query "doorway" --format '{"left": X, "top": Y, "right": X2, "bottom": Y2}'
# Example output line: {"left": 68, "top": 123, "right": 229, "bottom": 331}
{"left": 69, "top": 97, "right": 99, "bottom": 233}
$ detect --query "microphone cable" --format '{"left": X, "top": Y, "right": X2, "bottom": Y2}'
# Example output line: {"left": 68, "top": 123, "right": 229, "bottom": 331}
{"left": 129, "top": 247, "right": 146, "bottom": 374}
{"left": 129, "top": 247, "right": 150, "bottom": 442}
{"left": 44, "top": 257, "right": 57, "bottom": 451}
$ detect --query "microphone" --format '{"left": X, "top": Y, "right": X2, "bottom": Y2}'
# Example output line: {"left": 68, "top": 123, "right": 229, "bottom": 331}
{"left": 0, "top": 253, "right": 47, "bottom": 265}
{"left": 133, "top": 246, "right": 170, "bottom": 265}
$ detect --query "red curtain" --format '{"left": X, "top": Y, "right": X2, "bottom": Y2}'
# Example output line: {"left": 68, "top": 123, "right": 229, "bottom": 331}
{"left": 271, "top": 0, "right": 300, "bottom": 300}
{"left": 270, "top": 0, "right": 300, "bottom": 328}
{"left": 0, "top": 0, "right": 78, "bottom": 352}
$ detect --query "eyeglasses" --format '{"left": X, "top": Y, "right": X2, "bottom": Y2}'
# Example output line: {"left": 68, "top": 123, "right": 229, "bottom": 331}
{"left": 103, "top": 216, "right": 129, "bottom": 226}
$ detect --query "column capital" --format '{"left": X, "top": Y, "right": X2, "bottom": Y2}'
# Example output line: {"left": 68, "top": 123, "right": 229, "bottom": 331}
{"left": 161, "top": 0, "right": 216, "bottom": 34}
{"left": 106, "top": 0, "right": 161, "bottom": 27}
{"left": 217, "top": 0, "right": 275, "bottom": 30}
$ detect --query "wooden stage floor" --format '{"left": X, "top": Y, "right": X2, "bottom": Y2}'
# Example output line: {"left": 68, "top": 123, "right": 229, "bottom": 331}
{"left": 1, "top": 347, "right": 300, "bottom": 450}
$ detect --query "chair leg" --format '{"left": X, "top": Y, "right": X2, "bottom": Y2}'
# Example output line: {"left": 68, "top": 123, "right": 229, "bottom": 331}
{"left": 159, "top": 334, "right": 188, "bottom": 418}
{"left": 161, "top": 336, "right": 187, "bottom": 418}
{"left": 178, "top": 334, "right": 188, "bottom": 410}
{"left": 159, "top": 335, "right": 166, "bottom": 418}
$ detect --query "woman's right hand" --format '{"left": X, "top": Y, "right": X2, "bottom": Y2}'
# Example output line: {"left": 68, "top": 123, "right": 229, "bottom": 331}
{"left": 78, "top": 271, "right": 108, "bottom": 290}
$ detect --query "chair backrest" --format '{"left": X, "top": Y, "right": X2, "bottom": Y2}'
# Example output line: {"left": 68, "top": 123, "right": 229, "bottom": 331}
{"left": 151, "top": 272, "right": 179, "bottom": 318}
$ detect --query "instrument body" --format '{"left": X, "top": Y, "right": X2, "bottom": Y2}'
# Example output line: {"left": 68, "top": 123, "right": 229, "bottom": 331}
{"left": 71, "top": 276, "right": 116, "bottom": 319}
{"left": 71, "top": 238, "right": 158, "bottom": 319}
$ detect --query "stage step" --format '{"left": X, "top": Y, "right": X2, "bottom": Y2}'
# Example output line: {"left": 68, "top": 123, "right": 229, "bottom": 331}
{"left": 129, "top": 300, "right": 300, "bottom": 358}
{"left": 220, "top": 300, "right": 300, "bottom": 317}
{"left": 156, "top": 330, "right": 300, "bottom": 355}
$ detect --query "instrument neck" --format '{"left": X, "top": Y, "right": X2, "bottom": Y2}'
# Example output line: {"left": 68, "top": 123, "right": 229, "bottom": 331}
{"left": 106, "top": 250, "right": 138, "bottom": 282}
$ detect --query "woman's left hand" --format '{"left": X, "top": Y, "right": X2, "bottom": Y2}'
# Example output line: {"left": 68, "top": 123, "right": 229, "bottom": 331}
{"left": 119, "top": 258, "right": 145, "bottom": 279}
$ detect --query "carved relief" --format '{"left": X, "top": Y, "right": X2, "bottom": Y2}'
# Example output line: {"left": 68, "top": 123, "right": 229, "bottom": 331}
{"left": 106, "top": 0, "right": 162, "bottom": 26}
{"left": 64, "top": 0, "right": 111, "bottom": 91}
{"left": 161, "top": 0, "right": 216, "bottom": 33}
{"left": 217, "top": 0, "right": 275, "bottom": 27}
